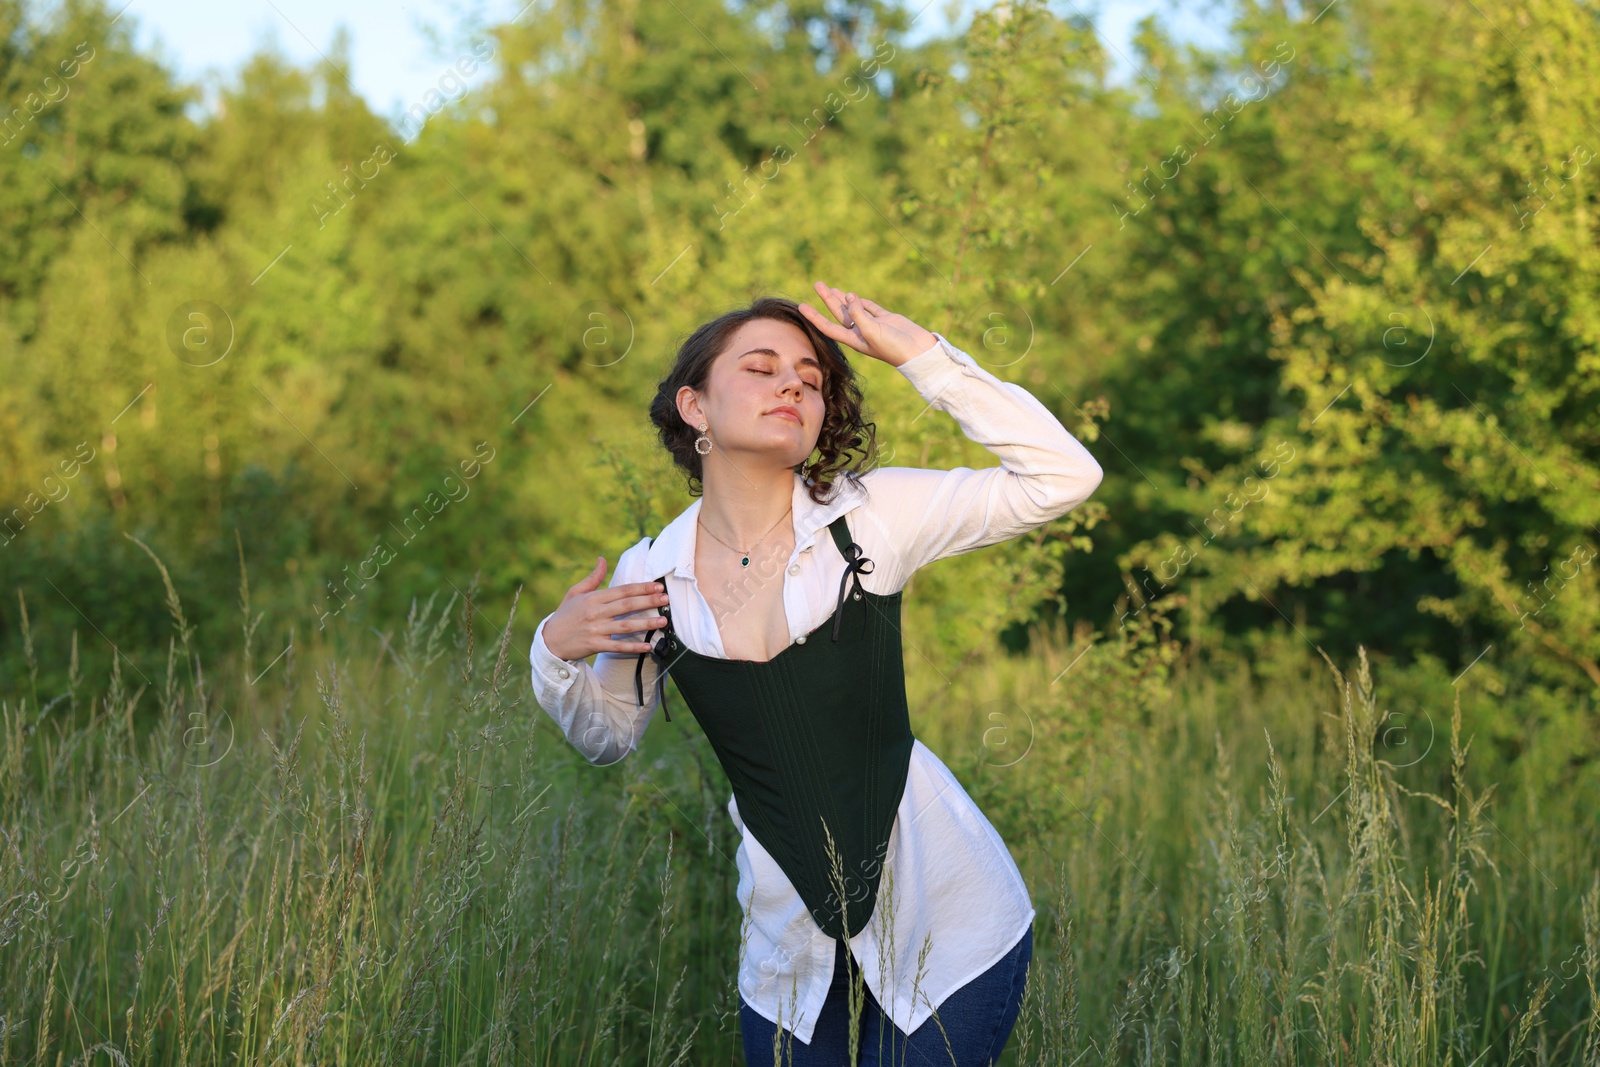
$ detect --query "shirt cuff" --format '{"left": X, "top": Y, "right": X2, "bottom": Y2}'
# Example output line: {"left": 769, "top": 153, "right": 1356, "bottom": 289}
{"left": 530, "top": 612, "right": 582, "bottom": 691}
{"left": 894, "top": 331, "right": 967, "bottom": 403}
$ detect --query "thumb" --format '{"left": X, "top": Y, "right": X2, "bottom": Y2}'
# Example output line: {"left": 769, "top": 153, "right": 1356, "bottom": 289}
{"left": 564, "top": 556, "right": 606, "bottom": 600}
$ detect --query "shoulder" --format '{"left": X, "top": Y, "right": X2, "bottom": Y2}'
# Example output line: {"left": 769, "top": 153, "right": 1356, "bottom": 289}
{"left": 847, "top": 463, "right": 957, "bottom": 521}
{"left": 817, "top": 464, "right": 925, "bottom": 509}
{"left": 834, "top": 467, "right": 936, "bottom": 593}
{"left": 822, "top": 465, "right": 933, "bottom": 530}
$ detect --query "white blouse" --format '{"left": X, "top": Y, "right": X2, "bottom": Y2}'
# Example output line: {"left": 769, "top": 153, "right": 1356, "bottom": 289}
{"left": 529, "top": 331, "right": 1104, "bottom": 1043}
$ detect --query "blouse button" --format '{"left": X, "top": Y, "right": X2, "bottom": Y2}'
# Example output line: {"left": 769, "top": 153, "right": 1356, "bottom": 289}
{"left": 556, "top": 666, "right": 570, "bottom": 679}
{"left": 795, "top": 635, "right": 807, "bottom": 645}
{"left": 788, "top": 564, "right": 801, "bottom": 575}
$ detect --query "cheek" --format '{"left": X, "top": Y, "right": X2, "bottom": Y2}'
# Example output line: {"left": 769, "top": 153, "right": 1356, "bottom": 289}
{"left": 714, "top": 371, "right": 760, "bottom": 414}
{"left": 740, "top": 378, "right": 775, "bottom": 411}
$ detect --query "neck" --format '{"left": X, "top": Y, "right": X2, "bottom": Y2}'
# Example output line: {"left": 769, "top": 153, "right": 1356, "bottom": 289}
{"left": 699, "top": 459, "right": 797, "bottom": 545}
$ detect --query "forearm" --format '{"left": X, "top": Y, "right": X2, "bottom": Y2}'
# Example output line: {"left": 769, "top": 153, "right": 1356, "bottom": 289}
{"left": 846, "top": 332, "right": 1104, "bottom": 586}
{"left": 899, "top": 331, "right": 1104, "bottom": 519}
{"left": 529, "top": 610, "right": 657, "bottom": 766}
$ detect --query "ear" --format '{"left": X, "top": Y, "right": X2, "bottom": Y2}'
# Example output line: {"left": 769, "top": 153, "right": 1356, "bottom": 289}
{"left": 675, "top": 384, "right": 704, "bottom": 429}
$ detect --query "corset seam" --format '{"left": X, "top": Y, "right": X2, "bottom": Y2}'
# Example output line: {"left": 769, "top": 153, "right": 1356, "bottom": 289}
{"left": 767, "top": 641, "right": 849, "bottom": 932}
{"left": 746, "top": 655, "right": 811, "bottom": 922}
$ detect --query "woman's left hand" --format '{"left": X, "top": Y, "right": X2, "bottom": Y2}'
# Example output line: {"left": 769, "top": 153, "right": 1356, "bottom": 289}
{"left": 800, "top": 281, "right": 939, "bottom": 368}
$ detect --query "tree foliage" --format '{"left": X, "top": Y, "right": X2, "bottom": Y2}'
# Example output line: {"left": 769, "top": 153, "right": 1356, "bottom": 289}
{"left": 0, "top": 0, "right": 1596, "bottom": 714}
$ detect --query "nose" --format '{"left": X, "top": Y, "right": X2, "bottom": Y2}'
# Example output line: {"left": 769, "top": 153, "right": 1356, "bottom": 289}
{"left": 775, "top": 366, "right": 805, "bottom": 401}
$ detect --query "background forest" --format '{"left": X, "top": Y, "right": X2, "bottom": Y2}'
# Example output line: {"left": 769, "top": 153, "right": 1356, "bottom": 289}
{"left": 2, "top": 0, "right": 1599, "bottom": 1062}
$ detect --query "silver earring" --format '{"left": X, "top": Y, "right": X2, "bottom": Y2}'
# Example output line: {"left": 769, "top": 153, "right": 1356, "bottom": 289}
{"left": 694, "top": 424, "right": 712, "bottom": 455}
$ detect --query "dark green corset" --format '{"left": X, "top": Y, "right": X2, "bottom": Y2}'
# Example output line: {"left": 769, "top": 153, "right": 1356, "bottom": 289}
{"left": 632, "top": 513, "right": 914, "bottom": 940}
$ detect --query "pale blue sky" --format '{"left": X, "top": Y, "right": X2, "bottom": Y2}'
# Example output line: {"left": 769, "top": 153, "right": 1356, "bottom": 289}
{"left": 115, "top": 0, "right": 1233, "bottom": 127}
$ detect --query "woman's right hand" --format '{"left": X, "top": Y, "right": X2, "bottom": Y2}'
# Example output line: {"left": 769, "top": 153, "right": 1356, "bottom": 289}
{"left": 541, "top": 556, "right": 671, "bottom": 662}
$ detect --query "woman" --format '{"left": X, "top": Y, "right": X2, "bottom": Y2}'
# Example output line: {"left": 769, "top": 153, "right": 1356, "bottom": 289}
{"left": 530, "top": 282, "right": 1104, "bottom": 1064}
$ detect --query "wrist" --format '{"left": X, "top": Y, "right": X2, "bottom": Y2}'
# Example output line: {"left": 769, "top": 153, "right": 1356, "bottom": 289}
{"left": 884, "top": 329, "right": 940, "bottom": 368}
{"left": 535, "top": 615, "right": 578, "bottom": 667}
{"left": 894, "top": 332, "right": 964, "bottom": 400}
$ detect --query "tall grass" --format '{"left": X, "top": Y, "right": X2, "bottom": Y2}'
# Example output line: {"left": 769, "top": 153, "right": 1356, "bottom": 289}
{"left": 2, "top": 546, "right": 1597, "bottom": 1065}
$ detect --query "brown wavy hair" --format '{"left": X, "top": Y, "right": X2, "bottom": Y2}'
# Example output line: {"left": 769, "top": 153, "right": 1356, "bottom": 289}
{"left": 650, "top": 295, "right": 879, "bottom": 506}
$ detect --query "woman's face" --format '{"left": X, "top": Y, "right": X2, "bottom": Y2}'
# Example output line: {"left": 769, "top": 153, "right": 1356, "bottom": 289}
{"left": 679, "top": 318, "right": 827, "bottom": 472}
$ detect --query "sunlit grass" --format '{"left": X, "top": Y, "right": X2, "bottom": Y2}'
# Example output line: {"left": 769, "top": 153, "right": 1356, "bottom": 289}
{"left": 3, "top": 547, "right": 1597, "bottom": 1065}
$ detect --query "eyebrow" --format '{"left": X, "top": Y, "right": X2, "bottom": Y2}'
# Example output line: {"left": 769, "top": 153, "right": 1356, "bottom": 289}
{"left": 737, "top": 348, "right": 823, "bottom": 372}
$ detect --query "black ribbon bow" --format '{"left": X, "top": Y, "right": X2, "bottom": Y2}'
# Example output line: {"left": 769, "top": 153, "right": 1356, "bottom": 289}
{"left": 832, "top": 541, "right": 875, "bottom": 641}
{"left": 634, "top": 604, "right": 676, "bottom": 722}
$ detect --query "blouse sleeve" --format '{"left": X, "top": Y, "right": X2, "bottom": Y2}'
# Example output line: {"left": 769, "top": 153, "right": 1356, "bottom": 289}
{"left": 529, "top": 534, "right": 663, "bottom": 766}
{"left": 852, "top": 331, "right": 1104, "bottom": 592}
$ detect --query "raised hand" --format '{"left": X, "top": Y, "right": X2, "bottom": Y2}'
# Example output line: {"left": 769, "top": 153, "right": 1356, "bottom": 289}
{"left": 799, "top": 281, "right": 939, "bottom": 368}
{"left": 541, "top": 557, "right": 671, "bottom": 661}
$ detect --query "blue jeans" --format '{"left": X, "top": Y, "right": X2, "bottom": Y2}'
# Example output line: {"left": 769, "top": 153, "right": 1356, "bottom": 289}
{"left": 740, "top": 923, "right": 1033, "bottom": 1066}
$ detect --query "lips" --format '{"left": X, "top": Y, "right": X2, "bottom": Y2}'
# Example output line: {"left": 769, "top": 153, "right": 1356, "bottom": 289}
{"left": 765, "top": 406, "right": 801, "bottom": 423}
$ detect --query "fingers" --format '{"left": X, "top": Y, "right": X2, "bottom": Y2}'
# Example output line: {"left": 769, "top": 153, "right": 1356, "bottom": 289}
{"left": 812, "top": 282, "right": 877, "bottom": 331}
{"left": 808, "top": 281, "right": 879, "bottom": 355}
{"left": 812, "top": 279, "right": 841, "bottom": 315}
{"left": 604, "top": 614, "right": 670, "bottom": 654}
{"left": 804, "top": 291, "right": 842, "bottom": 331}
{"left": 585, "top": 583, "right": 669, "bottom": 649}
{"left": 599, "top": 580, "right": 666, "bottom": 605}
{"left": 843, "top": 292, "right": 874, "bottom": 329}
{"left": 603, "top": 623, "right": 666, "bottom": 653}
{"left": 800, "top": 300, "right": 851, "bottom": 343}
{"left": 812, "top": 281, "right": 852, "bottom": 324}
{"left": 606, "top": 589, "right": 670, "bottom": 617}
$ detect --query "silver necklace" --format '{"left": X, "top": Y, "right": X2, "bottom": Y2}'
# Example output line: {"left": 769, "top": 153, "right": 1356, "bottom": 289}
{"left": 698, "top": 505, "right": 793, "bottom": 568}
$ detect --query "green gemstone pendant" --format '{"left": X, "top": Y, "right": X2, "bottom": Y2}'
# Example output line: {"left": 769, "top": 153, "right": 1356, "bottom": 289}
{"left": 740, "top": 555, "right": 750, "bottom": 567}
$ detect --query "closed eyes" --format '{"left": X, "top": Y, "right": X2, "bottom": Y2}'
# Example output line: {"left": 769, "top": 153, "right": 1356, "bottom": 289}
{"left": 751, "top": 367, "right": 821, "bottom": 390}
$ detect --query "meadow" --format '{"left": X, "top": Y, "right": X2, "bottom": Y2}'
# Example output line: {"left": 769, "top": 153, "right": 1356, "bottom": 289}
{"left": 5, "top": 0, "right": 1600, "bottom": 1060}
{"left": 4, "top": 548, "right": 1596, "bottom": 1065}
